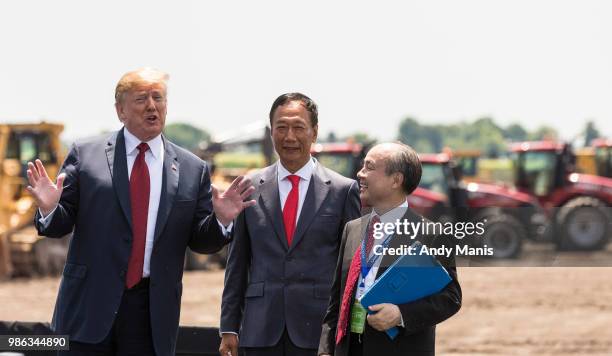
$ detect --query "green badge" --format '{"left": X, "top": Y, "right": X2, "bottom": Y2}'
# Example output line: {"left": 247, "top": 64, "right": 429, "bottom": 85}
{"left": 350, "top": 300, "right": 367, "bottom": 334}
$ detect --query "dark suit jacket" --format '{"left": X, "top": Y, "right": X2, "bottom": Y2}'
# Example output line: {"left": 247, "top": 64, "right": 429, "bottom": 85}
{"left": 318, "top": 208, "right": 462, "bottom": 356}
{"left": 220, "top": 161, "right": 361, "bottom": 349}
{"left": 34, "top": 128, "right": 228, "bottom": 356}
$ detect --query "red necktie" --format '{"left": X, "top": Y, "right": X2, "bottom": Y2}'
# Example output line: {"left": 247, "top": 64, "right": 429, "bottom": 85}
{"left": 126, "top": 143, "right": 150, "bottom": 288}
{"left": 282, "top": 175, "right": 300, "bottom": 246}
{"left": 336, "top": 215, "right": 380, "bottom": 345}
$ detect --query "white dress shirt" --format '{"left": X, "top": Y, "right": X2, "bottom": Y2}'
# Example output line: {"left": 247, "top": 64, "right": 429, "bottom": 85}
{"left": 277, "top": 157, "right": 316, "bottom": 222}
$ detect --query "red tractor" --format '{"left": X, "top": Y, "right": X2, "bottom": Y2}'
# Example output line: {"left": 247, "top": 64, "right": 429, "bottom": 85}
{"left": 312, "top": 143, "right": 548, "bottom": 258}
{"left": 511, "top": 141, "right": 612, "bottom": 250}
{"left": 414, "top": 153, "right": 548, "bottom": 258}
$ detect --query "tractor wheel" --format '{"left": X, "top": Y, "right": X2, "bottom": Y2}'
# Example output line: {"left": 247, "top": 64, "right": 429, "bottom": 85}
{"left": 556, "top": 197, "right": 610, "bottom": 251}
{"left": 479, "top": 213, "right": 525, "bottom": 259}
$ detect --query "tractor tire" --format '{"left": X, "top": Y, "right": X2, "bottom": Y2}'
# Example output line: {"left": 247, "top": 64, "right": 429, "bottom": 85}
{"left": 556, "top": 197, "right": 611, "bottom": 251}
{"left": 478, "top": 213, "right": 525, "bottom": 259}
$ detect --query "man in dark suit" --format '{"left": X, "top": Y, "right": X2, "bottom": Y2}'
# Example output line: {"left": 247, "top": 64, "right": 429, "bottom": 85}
{"left": 219, "top": 93, "right": 361, "bottom": 356}
{"left": 318, "top": 143, "right": 462, "bottom": 356}
{"left": 26, "top": 68, "right": 255, "bottom": 356}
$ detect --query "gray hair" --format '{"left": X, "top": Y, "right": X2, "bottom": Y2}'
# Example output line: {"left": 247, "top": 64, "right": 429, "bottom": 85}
{"left": 383, "top": 142, "right": 422, "bottom": 194}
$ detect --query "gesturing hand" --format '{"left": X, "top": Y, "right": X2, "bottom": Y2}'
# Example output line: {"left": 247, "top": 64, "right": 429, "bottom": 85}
{"left": 212, "top": 175, "right": 256, "bottom": 226}
{"left": 26, "top": 159, "right": 66, "bottom": 216}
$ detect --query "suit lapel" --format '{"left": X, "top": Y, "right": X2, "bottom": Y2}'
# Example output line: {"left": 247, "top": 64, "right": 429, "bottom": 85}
{"left": 106, "top": 129, "right": 132, "bottom": 230}
{"left": 153, "top": 136, "right": 179, "bottom": 244}
{"left": 288, "top": 161, "right": 331, "bottom": 253}
{"left": 258, "top": 163, "right": 289, "bottom": 250}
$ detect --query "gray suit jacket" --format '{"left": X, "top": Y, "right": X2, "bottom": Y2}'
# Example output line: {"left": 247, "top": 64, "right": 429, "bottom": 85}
{"left": 318, "top": 209, "right": 462, "bottom": 356}
{"left": 35, "top": 128, "right": 228, "bottom": 356}
{"left": 220, "top": 160, "right": 361, "bottom": 349}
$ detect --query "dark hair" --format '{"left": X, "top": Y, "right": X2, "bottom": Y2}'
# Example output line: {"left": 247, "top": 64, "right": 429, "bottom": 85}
{"left": 384, "top": 143, "right": 422, "bottom": 195}
{"left": 269, "top": 92, "right": 318, "bottom": 128}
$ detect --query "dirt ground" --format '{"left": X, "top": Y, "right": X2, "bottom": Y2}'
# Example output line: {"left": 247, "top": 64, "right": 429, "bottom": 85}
{"left": 2, "top": 267, "right": 612, "bottom": 355}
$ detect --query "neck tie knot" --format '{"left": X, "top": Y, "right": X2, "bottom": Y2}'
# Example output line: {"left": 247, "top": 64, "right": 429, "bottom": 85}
{"left": 137, "top": 142, "right": 149, "bottom": 154}
{"left": 287, "top": 174, "right": 300, "bottom": 187}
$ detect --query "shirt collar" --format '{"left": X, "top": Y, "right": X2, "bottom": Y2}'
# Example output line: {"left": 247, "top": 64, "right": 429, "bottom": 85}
{"left": 372, "top": 200, "right": 409, "bottom": 225}
{"left": 277, "top": 156, "right": 316, "bottom": 182}
{"left": 123, "top": 127, "right": 163, "bottom": 160}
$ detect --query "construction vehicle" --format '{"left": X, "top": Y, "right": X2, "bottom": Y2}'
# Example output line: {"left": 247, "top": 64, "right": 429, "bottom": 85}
{"left": 185, "top": 123, "right": 275, "bottom": 270}
{"left": 575, "top": 146, "right": 596, "bottom": 175}
{"left": 312, "top": 143, "right": 547, "bottom": 258}
{"left": 511, "top": 141, "right": 612, "bottom": 250}
{"left": 0, "top": 122, "right": 69, "bottom": 278}
{"left": 592, "top": 138, "right": 612, "bottom": 178}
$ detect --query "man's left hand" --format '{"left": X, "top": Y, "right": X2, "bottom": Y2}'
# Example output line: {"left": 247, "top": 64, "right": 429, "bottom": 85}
{"left": 213, "top": 175, "right": 256, "bottom": 226}
{"left": 366, "top": 303, "right": 401, "bottom": 331}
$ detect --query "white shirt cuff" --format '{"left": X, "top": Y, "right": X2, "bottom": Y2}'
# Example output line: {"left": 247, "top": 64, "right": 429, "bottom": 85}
{"left": 38, "top": 206, "right": 58, "bottom": 228}
{"left": 217, "top": 219, "right": 233, "bottom": 236}
{"left": 398, "top": 314, "right": 405, "bottom": 327}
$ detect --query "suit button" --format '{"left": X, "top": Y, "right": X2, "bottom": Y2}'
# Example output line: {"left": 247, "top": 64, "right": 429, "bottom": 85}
{"left": 286, "top": 256, "right": 293, "bottom": 262}
{"left": 120, "top": 270, "right": 126, "bottom": 277}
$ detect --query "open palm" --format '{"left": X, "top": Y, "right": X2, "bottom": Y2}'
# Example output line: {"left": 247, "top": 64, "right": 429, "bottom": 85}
{"left": 212, "top": 175, "right": 256, "bottom": 226}
{"left": 26, "top": 159, "right": 65, "bottom": 216}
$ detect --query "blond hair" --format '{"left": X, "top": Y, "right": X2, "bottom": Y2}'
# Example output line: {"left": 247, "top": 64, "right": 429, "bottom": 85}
{"left": 115, "top": 67, "right": 169, "bottom": 103}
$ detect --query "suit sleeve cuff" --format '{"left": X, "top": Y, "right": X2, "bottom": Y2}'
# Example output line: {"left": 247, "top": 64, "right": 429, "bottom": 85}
{"left": 38, "top": 206, "right": 58, "bottom": 228}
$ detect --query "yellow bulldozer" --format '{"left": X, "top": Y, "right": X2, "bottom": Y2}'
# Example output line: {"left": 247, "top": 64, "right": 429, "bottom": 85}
{"left": 0, "top": 122, "right": 69, "bottom": 279}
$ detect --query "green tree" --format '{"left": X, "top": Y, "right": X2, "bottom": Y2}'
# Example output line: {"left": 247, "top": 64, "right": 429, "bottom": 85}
{"left": 528, "top": 125, "right": 558, "bottom": 141}
{"left": 164, "top": 122, "right": 211, "bottom": 152}
{"left": 504, "top": 123, "right": 528, "bottom": 141}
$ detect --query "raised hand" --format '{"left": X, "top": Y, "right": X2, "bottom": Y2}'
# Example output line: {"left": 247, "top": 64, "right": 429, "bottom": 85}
{"left": 212, "top": 175, "right": 256, "bottom": 226}
{"left": 26, "top": 159, "right": 66, "bottom": 216}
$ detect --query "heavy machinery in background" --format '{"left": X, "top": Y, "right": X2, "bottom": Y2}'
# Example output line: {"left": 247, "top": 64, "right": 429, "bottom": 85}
{"left": 186, "top": 122, "right": 275, "bottom": 270}
{"left": 311, "top": 141, "right": 371, "bottom": 179}
{"left": 573, "top": 139, "right": 611, "bottom": 178}
{"left": 592, "top": 138, "right": 612, "bottom": 178}
{"left": 447, "top": 148, "right": 514, "bottom": 184}
{"left": 311, "top": 142, "right": 547, "bottom": 258}
{"left": 0, "top": 122, "right": 69, "bottom": 278}
{"left": 414, "top": 153, "right": 548, "bottom": 258}
{"left": 511, "top": 141, "right": 612, "bottom": 250}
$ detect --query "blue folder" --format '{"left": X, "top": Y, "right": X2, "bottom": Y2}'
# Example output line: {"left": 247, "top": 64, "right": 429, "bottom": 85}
{"left": 359, "top": 241, "right": 452, "bottom": 339}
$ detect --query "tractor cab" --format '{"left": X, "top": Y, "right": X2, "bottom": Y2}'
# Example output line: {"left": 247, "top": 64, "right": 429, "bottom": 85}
{"left": 311, "top": 142, "right": 368, "bottom": 179}
{"left": 510, "top": 141, "right": 612, "bottom": 250}
{"left": 512, "top": 141, "right": 570, "bottom": 199}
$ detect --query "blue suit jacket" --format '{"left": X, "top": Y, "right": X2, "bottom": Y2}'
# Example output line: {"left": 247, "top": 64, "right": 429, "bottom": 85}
{"left": 35, "top": 128, "right": 228, "bottom": 356}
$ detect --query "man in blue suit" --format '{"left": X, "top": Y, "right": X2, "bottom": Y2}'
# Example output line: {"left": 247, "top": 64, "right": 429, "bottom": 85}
{"left": 26, "top": 68, "right": 254, "bottom": 356}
